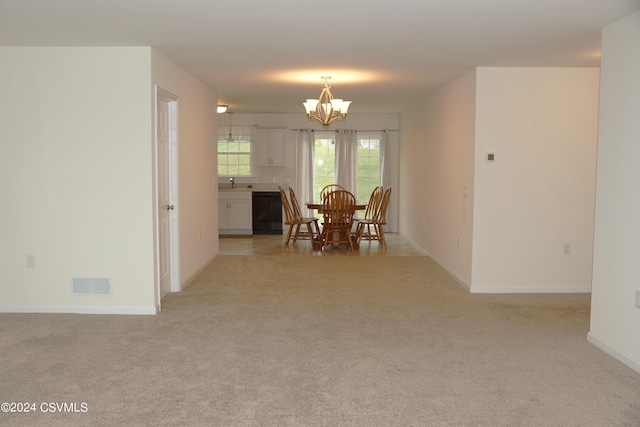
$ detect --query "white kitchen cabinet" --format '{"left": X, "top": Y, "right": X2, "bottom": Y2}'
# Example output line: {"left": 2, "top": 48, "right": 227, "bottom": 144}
{"left": 255, "top": 129, "right": 285, "bottom": 166}
{"left": 218, "top": 191, "right": 252, "bottom": 235}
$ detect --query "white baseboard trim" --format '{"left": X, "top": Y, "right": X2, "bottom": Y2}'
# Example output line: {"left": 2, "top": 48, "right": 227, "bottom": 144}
{"left": 470, "top": 286, "right": 592, "bottom": 294}
{"left": 396, "top": 232, "right": 429, "bottom": 256}
{"left": 0, "top": 305, "right": 158, "bottom": 315}
{"left": 587, "top": 331, "right": 640, "bottom": 375}
{"left": 181, "top": 254, "right": 218, "bottom": 291}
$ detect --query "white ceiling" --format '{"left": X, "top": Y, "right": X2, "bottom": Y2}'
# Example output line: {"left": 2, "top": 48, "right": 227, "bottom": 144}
{"left": 1, "top": 0, "right": 639, "bottom": 114}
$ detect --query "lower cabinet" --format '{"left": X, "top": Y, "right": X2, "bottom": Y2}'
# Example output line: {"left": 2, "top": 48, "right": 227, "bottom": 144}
{"left": 218, "top": 191, "right": 252, "bottom": 235}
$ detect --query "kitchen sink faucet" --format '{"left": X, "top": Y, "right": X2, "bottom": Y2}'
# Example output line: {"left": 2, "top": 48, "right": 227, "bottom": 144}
{"left": 229, "top": 177, "right": 235, "bottom": 189}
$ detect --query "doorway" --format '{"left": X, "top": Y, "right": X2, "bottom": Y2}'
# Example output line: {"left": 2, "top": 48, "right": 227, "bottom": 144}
{"left": 155, "top": 87, "right": 179, "bottom": 309}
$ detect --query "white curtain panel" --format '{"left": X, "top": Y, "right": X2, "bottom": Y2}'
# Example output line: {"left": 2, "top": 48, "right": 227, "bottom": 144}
{"left": 335, "top": 129, "right": 358, "bottom": 195}
{"left": 295, "top": 129, "right": 315, "bottom": 217}
{"left": 380, "top": 130, "right": 391, "bottom": 189}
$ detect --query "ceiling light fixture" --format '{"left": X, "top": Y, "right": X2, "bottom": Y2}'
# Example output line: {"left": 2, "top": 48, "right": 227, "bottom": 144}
{"left": 217, "top": 105, "right": 228, "bottom": 114}
{"left": 303, "top": 76, "right": 351, "bottom": 127}
{"left": 226, "top": 111, "right": 234, "bottom": 142}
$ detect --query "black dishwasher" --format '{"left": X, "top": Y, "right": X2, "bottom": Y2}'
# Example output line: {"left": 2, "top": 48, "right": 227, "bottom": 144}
{"left": 252, "top": 191, "right": 283, "bottom": 234}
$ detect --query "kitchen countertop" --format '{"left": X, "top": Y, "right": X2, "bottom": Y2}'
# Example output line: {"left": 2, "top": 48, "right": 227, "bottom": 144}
{"left": 218, "top": 184, "right": 286, "bottom": 192}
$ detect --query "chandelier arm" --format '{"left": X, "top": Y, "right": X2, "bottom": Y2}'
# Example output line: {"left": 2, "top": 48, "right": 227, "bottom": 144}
{"left": 303, "top": 76, "right": 350, "bottom": 127}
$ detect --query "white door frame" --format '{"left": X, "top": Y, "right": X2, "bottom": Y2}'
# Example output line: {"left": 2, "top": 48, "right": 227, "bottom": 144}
{"left": 154, "top": 86, "right": 180, "bottom": 311}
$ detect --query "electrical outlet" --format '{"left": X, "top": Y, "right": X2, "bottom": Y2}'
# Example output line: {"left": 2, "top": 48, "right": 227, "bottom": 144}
{"left": 563, "top": 243, "right": 571, "bottom": 255}
{"left": 26, "top": 254, "right": 35, "bottom": 268}
{"left": 636, "top": 290, "right": 640, "bottom": 309}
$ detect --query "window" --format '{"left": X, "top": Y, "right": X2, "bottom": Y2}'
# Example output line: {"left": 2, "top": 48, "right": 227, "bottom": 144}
{"left": 312, "top": 131, "right": 382, "bottom": 203}
{"left": 356, "top": 135, "right": 382, "bottom": 203}
{"left": 218, "top": 125, "right": 254, "bottom": 176}
{"left": 314, "top": 132, "right": 336, "bottom": 200}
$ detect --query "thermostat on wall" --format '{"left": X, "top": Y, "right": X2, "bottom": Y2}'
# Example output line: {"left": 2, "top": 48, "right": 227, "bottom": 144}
{"left": 485, "top": 152, "right": 495, "bottom": 162}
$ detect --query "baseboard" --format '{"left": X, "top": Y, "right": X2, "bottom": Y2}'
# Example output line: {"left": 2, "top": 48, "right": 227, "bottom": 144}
{"left": 587, "top": 331, "right": 640, "bottom": 375}
{"left": 470, "top": 286, "right": 592, "bottom": 294}
{"left": 396, "top": 235, "right": 472, "bottom": 290}
{"left": 0, "top": 305, "right": 158, "bottom": 315}
{"left": 181, "top": 254, "right": 218, "bottom": 291}
{"left": 396, "top": 232, "right": 429, "bottom": 256}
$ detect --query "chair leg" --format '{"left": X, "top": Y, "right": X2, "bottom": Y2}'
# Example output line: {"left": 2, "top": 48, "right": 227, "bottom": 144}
{"left": 378, "top": 225, "right": 387, "bottom": 248}
{"left": 322, "top": 227, "right": 329, "bottom": 252}
{"left": 346, "top": 231, "right": 355, "bottom": 252}
{"left": 284, "top": 224, "right": 294, "bottom": 246}
{"left": 292, "top": 223, "right": 301, "bottom": 241}
{"left": 311, "top": 220, "right": 322, "bottom": 249}
{"left": 354, "top": 222, "right": 364, "bottom": 244}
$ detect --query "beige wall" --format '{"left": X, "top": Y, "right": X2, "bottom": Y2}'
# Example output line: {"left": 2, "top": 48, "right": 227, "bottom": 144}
{"left": 0, "top": 47, "right": 156, "bottom": 313}
{"left": 589, "top": 11, "right": 640, "bottom": 374}
{"left": 399, "top": 67, "right": 599, "bottom": 292}
{"left": 151, "top": 50, "right": 218, "bottom": 289}
{"left": 472, "top": 67, "right": 599, "bottom": 292}
{"left": 0, "top": 47, "right": 218, "bottom": 314}
{"left": 398, "top": 70, "right": 477, "bottom": 286}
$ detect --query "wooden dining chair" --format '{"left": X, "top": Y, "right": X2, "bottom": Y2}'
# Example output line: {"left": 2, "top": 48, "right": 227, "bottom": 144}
{"left": 355, "top": 187, "right": 392, "bottom": 248}
{"left": 280, "top": 187, "right": 321, "bottom": 248}
{"left": 320, "top": 184, "right": 346, "bottom": 200}
{"left": 354, "top": 186, "right": 384, "bottom": 232}
{"left": 289, "top": 186, "right": 322, "bottom": 243}
{"left": 288, "top": 187, "right": 304, "bottom": 221}
{"left": 321, "top": 189, "right": 357, "bottom": 252}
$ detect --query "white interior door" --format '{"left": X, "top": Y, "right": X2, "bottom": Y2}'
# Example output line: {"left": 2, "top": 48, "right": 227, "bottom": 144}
{"left": 156, "top": 88, "right": 179, "bottom": 304}
{"left": 158, "top": 96, "right": 171, "bottom": 299}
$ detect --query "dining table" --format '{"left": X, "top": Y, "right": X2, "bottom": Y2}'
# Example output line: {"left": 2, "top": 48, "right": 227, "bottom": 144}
{"left": 306, "top": 201, "right": 367, "bottom": 250}
{"left": 305, "top": 201, "right": 367, "bottom": 211}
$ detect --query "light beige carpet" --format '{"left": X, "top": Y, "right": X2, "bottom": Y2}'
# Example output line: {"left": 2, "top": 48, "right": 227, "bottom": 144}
{"left": 1, "top": 255, "right": 639, "bottom": 426}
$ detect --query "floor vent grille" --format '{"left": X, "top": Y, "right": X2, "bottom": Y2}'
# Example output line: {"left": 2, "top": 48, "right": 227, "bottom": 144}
{"left": 72, "top": 277, "right": 112, "bottom": 296}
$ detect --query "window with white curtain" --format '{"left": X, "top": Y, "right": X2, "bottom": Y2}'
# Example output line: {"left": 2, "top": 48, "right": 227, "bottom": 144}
{"left": 313, "top": 131, "right": 336, "bottom": 200}
{"left": 355, "top": 131, "right": 383, "bottom": 203}
{"left": 217, "top": 125, "right": 255, "bottom": 176}
{"left": 311, "top": 130, "right": 383, "bottom": 202}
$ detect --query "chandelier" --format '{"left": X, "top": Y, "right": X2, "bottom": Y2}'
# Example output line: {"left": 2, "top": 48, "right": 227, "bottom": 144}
{"left": 303, "top": 76, "right": 352, "bottom": 127}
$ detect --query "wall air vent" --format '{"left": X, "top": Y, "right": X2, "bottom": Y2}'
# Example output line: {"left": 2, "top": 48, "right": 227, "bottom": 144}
{"left": 72, "top": 277, "right": 112, "bottom": 296}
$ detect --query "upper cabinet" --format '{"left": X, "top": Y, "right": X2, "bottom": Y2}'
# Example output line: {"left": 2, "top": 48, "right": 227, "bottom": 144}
{"left": 255, "top": 129, "right": 285, "bottom": 166}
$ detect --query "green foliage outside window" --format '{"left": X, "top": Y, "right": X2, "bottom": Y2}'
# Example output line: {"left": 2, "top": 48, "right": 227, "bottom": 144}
{"left": 218, "top": 139, "right": 251, "bottom": 176}
{"left": 314, "top": 138, "right": 336, "bottom": 200}
{"left": 313, "top": 137, "right": 381, "bottom": 204}
{"left": 357, "top": 139, "right": 381, "bottom": 203}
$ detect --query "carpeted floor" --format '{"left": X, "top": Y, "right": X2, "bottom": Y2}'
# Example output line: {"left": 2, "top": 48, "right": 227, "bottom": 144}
{"left": 1, "top": 255, "right": 639, "bottom": 426}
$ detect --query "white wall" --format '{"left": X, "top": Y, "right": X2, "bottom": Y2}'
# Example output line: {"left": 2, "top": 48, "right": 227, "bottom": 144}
{"left": 151, "top": 50, "right": 218, "bottom": 288}
{"left": 472, "top": 67, "right": 600, "bottom": 293}
{"left": 0, "top": 47, "right": 156, "bottom": 314}
{"left": 398, "top": 70, "right": 477, "bottom": 286}
{"left": 589, "top": 11, "right": 640, "bottom": 374}
{"left": 399, "top": 67, "right": 599, "bottom": 292}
